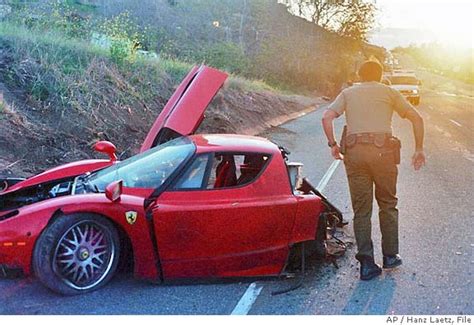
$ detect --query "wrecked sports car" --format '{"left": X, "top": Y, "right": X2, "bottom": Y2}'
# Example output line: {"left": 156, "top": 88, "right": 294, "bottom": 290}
{"left": 0, "top": 65, "right": 342, "bottom": 295}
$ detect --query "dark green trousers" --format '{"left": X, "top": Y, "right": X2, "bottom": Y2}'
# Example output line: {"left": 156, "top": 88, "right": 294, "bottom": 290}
{"left": 344, "top": 144, "right": 399, "bottom": 260}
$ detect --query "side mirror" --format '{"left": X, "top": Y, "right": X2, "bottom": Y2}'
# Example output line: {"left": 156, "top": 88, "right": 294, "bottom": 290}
{"left": 105, "top": 180, "right": 123, "bottom": 202}
{"left": 0, "top": 177, "right": 25, "bottom": 193}
{"left": 94, "top": 141, "right": 117, "bottom": 161}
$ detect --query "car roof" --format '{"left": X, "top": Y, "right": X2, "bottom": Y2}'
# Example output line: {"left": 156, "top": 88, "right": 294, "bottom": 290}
{"left": 390, "top": 73, "right": 417, "bottom": 77}
{"left": 392, "top": 69, "right": 415, "bottom": 74}
{"left": 390, "top": 71, "right": 417, "bottom": 77}
{"left": 189, "top": 134, "right": 281, "bottom": 155}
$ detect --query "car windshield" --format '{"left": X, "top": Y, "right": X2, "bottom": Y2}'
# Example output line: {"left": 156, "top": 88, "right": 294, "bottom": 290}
{"left": 88, "top": 137, "right": 195, "bottom": 190}
{"left": 389, "top": 76, "right": 419, "bottom": 85}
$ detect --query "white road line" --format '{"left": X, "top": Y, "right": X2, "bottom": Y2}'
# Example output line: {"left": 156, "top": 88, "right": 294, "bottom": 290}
{"left": 316, "top": 160, "right": 341, "bottom": 192}
{"left": 230, "top": 159, "right": 342, "bottom": 315}
{"left": 230, "top": 282, "right": 263, "bottom": 315}
{"left": 449, "top": 119, "right": 462, "bottom": 128}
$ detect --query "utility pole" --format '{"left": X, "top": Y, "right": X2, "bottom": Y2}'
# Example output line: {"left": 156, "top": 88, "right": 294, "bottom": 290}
{"left": 239, "top": 0, "right": 248, "bottom": 50}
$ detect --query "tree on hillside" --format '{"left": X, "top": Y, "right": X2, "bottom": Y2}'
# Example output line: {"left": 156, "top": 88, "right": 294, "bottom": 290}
{"left": 280, "top": 0, "right": 377, "bottom": 41}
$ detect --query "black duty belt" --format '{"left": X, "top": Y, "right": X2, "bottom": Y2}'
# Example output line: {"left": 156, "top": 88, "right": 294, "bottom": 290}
{"left": 346, "top": 132, "right": 392, "bottom": 148}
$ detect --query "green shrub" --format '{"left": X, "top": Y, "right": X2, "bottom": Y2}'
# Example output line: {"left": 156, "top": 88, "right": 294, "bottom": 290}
{"left": 108, "top": 38, "right": 133, "bottom": 65}
{"left": 99, "top": 12, "right": 144, "bottom": 65}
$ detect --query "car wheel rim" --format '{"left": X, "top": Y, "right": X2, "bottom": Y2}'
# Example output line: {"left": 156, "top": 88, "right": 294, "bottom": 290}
{"left": 53, "top": 220, "right": 116, "bottom": 291}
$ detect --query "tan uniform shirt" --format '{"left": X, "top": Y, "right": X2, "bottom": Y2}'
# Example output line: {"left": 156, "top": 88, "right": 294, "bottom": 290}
{"left": 328, "top": 81, "right": 416, "bottom": 135}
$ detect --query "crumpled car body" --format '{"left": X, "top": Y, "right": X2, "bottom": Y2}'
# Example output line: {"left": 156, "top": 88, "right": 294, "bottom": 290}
{"left": 0, "top": 65, "right": 339, "bottom": 295}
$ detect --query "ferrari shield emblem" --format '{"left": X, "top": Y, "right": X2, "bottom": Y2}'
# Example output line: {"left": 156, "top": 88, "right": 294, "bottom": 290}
{"left": 125, "top": 211, "right": 138, "bottom": 225}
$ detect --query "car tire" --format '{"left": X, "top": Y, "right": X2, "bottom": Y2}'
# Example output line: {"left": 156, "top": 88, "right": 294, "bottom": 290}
{"left": 285, "top": 213, "right": 328, "bottom": 270}
{"left": 32, "top": 213, "right": 120, "bottom": 295}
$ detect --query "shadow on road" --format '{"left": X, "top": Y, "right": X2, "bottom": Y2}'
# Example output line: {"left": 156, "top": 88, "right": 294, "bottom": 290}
{"left": 342, "top": 272, "right": 397, "bottom": 315}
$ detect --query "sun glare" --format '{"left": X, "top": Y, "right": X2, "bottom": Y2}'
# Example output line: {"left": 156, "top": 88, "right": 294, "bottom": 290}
{"left": 377, "top": 0, "right": 474, "bottom": 48}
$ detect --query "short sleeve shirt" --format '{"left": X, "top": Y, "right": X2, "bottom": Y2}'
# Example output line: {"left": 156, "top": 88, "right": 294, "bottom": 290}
{"left": 328, "top": 82, "right": 416, "bottom": 135}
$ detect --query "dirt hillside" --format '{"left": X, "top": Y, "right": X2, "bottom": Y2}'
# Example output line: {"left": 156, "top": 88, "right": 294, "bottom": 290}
{"left": 0, "top": 45, "right": 323, "bottom": 178}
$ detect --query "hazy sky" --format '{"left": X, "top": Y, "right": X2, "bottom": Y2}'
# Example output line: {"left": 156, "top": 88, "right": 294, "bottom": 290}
{"left": 372, "top": 0, "right": 473, "bottom": 48}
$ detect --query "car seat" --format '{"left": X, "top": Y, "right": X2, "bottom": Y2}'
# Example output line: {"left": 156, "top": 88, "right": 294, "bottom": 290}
{"left": 214, "top": 156, "right": 237, "bottom": 188}
{"left": 237, "top": 155, "right": 265, "bottom": 186}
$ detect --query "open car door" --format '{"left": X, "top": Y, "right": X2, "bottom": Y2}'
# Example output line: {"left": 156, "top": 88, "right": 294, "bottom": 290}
{"left": 140, "top": 65, "right": 228, "bottom": 152}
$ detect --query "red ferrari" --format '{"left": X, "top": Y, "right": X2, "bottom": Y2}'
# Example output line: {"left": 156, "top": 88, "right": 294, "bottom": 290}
{"left": 0, "top": 65, "right": 342, "bottom": 295}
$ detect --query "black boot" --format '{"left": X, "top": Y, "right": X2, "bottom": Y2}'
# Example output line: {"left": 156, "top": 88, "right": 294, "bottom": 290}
{"left": 358, "top": 256, "right": 382, "bottom": 280}
{"left": 383, "top": 254, "right": 403, "bottom": 269}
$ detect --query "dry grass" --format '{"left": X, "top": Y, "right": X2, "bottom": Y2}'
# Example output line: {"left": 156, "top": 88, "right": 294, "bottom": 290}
{"left": 226, "top": 75, "right": 276, "bottom": 93}
{"left": 0, "top": 22, "right": 281, "bottom": 118}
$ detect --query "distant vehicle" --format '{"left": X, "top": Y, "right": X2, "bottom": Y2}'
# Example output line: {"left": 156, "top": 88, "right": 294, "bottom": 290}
{"left": 386, "top": 71, "right": 421, "bottom": 106}
{"left": 383, "top": 51, "right": 394, "bottom": 72}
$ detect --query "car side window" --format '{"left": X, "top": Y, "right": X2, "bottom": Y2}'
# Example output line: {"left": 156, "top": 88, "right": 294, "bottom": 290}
{"left": 173, "top": 154, "right": 210, "bottom": 189}
{"left": 207, "top": 153, "right": 270, "bottom": 189}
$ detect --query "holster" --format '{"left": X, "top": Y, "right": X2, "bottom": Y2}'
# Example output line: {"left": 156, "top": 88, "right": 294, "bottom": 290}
{"left": 387, "top": 136, "right": 401, "bottom": 165}
{"left": 340, "top": 125, "right": 348, "bottom": 154}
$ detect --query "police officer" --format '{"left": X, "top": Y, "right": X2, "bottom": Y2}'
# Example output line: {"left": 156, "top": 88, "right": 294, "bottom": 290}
{"left": 321, "top": 61, "right": 426, "bottom": 280}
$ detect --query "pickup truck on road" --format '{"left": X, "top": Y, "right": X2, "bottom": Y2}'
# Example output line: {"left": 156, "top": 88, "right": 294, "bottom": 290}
{"left": 386, "top": 70, "right": 422, "bottom": 106}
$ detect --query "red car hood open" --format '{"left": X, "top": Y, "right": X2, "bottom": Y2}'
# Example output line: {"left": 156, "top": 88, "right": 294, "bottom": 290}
{"left": 140, "top": 65, "right": 228, "bottom": 152}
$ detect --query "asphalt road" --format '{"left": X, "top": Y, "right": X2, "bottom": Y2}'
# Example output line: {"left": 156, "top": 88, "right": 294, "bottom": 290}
{"left": 250, "top": 87, "right": 474, "bottom": 315}
{"left": 1, "top": 73, "right": 473, "bottom": 315}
